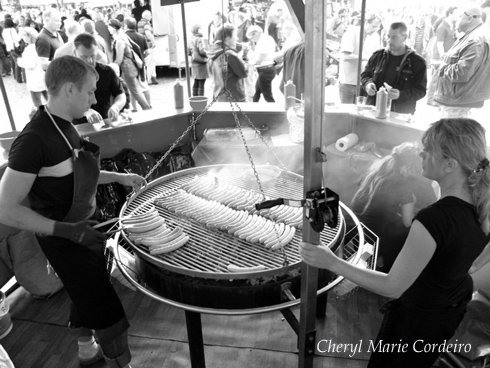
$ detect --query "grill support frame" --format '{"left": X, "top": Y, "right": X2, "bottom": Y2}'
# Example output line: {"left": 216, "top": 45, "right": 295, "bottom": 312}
{"left": 112, "top": 202, "right": 368, "bottom": 368}
{"left": 299, "top": 1, "right": 329, "bottom": 366}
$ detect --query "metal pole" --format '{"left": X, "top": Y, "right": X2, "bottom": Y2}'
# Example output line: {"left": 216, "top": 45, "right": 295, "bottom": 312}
{"left": 299, "top": 1, "right": 327, "bottom": 368}
{"left": 0, "top": 73, "right": 16, "bottom": 131}
{"left": 180, "top": 0, "right": 192, "bottom": 98}
{"left": 356, "top": 0, "right": 367, "bottom": 97}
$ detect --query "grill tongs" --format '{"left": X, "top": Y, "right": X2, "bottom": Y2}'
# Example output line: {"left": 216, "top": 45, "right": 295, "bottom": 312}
{"left": 255, "top": 188, "right": 340, "bottom": 233}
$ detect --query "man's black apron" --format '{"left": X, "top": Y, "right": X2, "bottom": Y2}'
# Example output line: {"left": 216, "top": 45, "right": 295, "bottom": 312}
{"left": 36, "top": 108, "right": 127, "bottom": 333}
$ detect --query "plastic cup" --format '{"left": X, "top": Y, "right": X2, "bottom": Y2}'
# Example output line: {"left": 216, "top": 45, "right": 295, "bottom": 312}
{"left": 356, "top": 96, "right": 366, "bottom": 106}
{"left": 386, "top": 99, "right": 392, "bottom": 117}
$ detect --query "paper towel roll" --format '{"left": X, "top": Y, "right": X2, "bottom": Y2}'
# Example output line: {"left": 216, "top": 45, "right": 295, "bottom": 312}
{"left": 335, "top": 133, "right": 359, "bottom": 152}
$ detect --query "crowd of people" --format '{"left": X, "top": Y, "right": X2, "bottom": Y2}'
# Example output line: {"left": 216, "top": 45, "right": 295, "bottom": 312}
{"left": 0, "top": 2, "right": 489, "bottom": 368}
{"left": 189, "top": 1, "right": 302, "bottom": 102}
{"left": 186, "top": 0, "right": 490, "bottom": 119}
{"left": 331, "top": 2, "right": 490, "bottom": 118}
{"left": 0, "top": 0, "right": 489, "bottom": 118}
{"left": 0, "top": 0, "right": 158, "bottom": 123}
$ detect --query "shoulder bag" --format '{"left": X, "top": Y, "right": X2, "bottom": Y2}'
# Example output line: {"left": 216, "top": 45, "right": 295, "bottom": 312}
{"left": 192, "top": 38, "right": 207, "bottom": 64}
{"left": 11, "top": 29, "right": 26, "bottom": 57}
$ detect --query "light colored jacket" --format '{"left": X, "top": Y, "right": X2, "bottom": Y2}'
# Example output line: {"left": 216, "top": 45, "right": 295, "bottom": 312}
{"left": 2, "top": 28, "right": 20, "bottom": 52}
{"left": 434, "top": 24, "right": 490, "bottom": 106}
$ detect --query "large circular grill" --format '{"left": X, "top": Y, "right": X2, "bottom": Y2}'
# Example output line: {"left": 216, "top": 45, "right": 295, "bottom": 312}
{"left": 117, "top": 164, "right": 352, "bottom": 310}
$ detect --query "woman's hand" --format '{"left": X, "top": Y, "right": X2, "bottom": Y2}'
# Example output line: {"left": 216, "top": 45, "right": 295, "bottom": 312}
{"left": 299, "top": 241, "right": 339, "bottom": 270}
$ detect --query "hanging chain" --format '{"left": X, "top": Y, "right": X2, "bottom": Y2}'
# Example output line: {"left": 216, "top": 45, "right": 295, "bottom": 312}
{"left": 226, "top": 96, "right": 289, "bottom": 172}
{"left": 226, "top": 91, "right": 266, "bottom": 198}
{"left": 130, "top": 50, "right": 291, "bottom": 265}
{"left": 141, "top": 92, "right": 223, "bottom": 182}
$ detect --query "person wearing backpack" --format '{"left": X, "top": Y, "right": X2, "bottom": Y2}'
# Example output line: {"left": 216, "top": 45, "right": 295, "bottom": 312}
{"left": 207, "top": 23, "right": 248, "bottom": 102}
{"left": 108, "top": 19, "right": 151, "bottom": 111}
{"left": 137, "top": 10, "right": 158, "bottom": 85}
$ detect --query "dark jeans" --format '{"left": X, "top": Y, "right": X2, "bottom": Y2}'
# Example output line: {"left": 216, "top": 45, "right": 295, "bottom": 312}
{"left": 253, "top": 66, "right": 275, "bottom": 102}
{"left": 367, "top": 296, "right": 469, "bottom": 368}
{"left": 9, "top": 51, "right": 23, "bottom": 82}
{"left": 193, "top": 79, "right": 206, "bottom": 96}
{"left": 339, "top": 83, "right": 356, "bottom": 104}
{"left": 0, "top": 52, "right": 10, "bottom": 75}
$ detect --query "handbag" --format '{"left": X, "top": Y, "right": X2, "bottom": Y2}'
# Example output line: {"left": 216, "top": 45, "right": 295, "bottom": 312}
{"left": 192, "top": 38, "right": 207, "bottom": 64}
{"left": 131, "top": 49, "right": 143, "bottom": 69}
{"left": 11, "top": 29, "right": 26, "bottom": 57}
{"left": 126, "top": 38, "right": 144, "bottom": 70}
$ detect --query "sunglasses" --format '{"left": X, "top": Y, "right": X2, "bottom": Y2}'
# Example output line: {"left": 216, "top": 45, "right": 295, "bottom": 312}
{"left": 464, "top": 12, "right": 479, "bottom": 18}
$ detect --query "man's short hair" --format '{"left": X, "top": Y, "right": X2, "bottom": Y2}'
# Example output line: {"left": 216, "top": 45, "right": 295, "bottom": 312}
{"left": 390, "top": 22, "right": 408, "bottom": 34}
{"left": 45, "top": 56, "right": 98, "bottom": 96}
{"left": 81, "top": 19, "right": 96, "bottom": 34}
{"left": 125, "top": 17, "right": 137, "bottom": 30}
{"left": 142, "top": 10, "right": 152, "bottom": 20}
{"left": 43, "top": 8, "right": 60, "bottom": 23}
{"left": 64, "top": 19, "right": 82, "bottom": 38}
{"left": 214, "top": 23, "right": 235, "bottom": 42}
{"left": 74, "top": 33, "right": 97, "bottom": 50}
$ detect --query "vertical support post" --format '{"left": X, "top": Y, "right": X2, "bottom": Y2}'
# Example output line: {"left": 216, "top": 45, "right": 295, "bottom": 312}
{"left": 298, "top": 1, "right": 327, "bottom": 368}
{"left": 179, "top": 0, "right": 192, "bottom": 98}
{"left": 356, "top": 0, "right": 367, "bottom": 97}
{"left": 0, "top": 72, "right": 16, "bottom": 131}
{"left": 184, "top": 310, "right": 206, "bottom": 368}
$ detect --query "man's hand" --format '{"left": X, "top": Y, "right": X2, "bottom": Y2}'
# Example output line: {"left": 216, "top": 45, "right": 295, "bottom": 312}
{"left": 366, "top": 82, "right": 377, "bottom": 96}
{"left": 387, "top": 88, "right": 400, "bottom": 100}
{"left": 53, "top": 220, "right": 107, "bottom": 248}
{"left": 84, "top": 109, "right": 103, "bottom": 124}
{"left": 118, "top": 173, "right": 146, "bottom": 191}
{"left": 108, "top": 106, "right": 120, "bottom": 122}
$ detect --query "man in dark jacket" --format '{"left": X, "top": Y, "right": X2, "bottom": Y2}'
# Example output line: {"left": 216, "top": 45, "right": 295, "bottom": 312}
{"left": 280, "top": 41, "right": 305, "bottom": 100}
{"left": 361, "top": 22, "right": 427, "bottom": 115}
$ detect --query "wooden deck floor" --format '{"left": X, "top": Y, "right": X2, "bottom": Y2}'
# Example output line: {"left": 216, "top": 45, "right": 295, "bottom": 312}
{"left": 0, "top": 278, "right": 391, "bottom": 368}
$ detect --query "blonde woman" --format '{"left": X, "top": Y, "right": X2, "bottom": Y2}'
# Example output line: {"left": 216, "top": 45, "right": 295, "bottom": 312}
{"left": 350, "top": 142, "right": 433, "bottom": 271}
{"left": 301, "top": 118, "right": 490, "bottom": 368}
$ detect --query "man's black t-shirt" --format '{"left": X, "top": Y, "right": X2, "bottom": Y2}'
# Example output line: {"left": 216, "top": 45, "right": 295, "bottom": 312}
{"left": 93, "top": 63, "right": 125, "bottom": 119}
{"left": 8, "top": 106, "right": 83, "bottom": 220}
{"left": 381, "top": 53, "right": 404, "bottom": 89}
{"left": 35, "top": 28, "right": 64, "bottom": 60}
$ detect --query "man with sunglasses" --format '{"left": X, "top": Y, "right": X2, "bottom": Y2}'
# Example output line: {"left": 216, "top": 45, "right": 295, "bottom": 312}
{"left": 433, "top": 7, "right": 490, "bottom": 118}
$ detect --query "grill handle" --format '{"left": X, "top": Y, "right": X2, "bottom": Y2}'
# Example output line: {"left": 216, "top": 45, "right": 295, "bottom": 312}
{"left": 255, "top": 199, "right": 284, "bottom": 210}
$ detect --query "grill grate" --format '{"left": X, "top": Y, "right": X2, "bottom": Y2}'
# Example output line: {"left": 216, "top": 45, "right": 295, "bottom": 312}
{"left": 120, "top": 165, "right": 344, "bottom": 279}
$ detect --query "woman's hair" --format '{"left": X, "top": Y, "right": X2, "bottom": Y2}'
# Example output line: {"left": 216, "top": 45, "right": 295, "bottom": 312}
{"left": 108, "top": 18, "right": 122, "bottom": 30}
{"left": 214, "top": 23, "right": 235, "bottom": 43}
{"left": 352, "top": 142, "right": 420, "bottom": 214}
{"left": 4, "top": 18, "right": 15, "bottom": 28}
{"left": 422, "top": 118, "right": 490, "bottom": 234}
{"left": 191, "top": 24, "right": 202, "bottom": 35}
